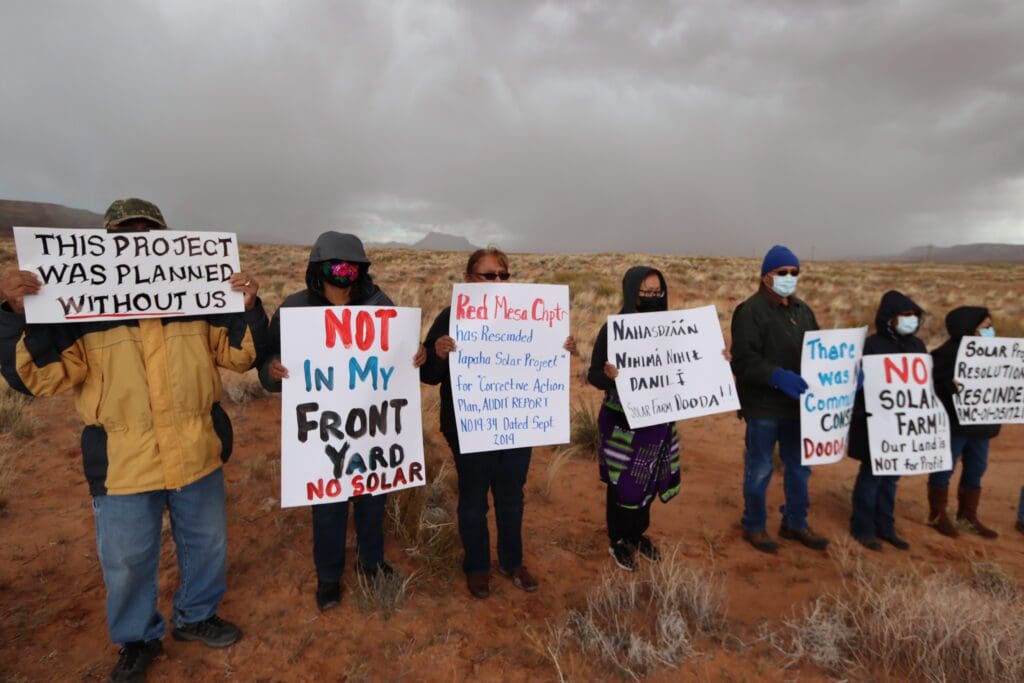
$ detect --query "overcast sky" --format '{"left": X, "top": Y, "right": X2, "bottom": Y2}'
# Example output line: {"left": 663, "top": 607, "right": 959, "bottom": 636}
{"left": 2, "top": 0, "right": 1023, "bottom": 257}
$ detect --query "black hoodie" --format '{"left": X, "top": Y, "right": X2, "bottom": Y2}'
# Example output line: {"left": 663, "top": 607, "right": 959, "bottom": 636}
{"left": 848, "top": 291, "right": 927, "bottom": 461}
{"left": 932, "top": 306, "right": 1001, "bottom": 440}
{"left": 587, "top": 266, "right": 669, "bottom": 394}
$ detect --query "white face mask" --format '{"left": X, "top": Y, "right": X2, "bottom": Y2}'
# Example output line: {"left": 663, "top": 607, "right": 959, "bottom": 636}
{"left": 770, "top": 274, "right": 798, "bottom": 298}
{"left": 895, "top": 315, "right": 919, "bottom": 336}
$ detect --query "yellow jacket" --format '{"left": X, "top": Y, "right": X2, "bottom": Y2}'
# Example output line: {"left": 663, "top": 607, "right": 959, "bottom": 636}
{"left": 0, "top": 306, "right": 268, "bottom": 495}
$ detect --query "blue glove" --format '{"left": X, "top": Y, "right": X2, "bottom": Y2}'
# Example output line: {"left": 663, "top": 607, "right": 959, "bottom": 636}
{"left": 770, "top": 368, "right": 809, "bottom": 399}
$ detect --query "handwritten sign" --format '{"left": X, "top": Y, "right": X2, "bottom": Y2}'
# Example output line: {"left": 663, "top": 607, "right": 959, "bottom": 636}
{"left": 864, "top": 354, "right": 952, "bottom": 476}
{"left": 953, "top": 336, "right": 1024, "bottom": 424}
{"left": 279, "top": 306, "right": 425, "bottom": 507}
{"left": 800, "top": 327, "right": 866, "bottom": 466}
{"left": 13, "top": 226, "right": 244, "bottom": 323}
{"left": 449, "top": 283, "right": 570, "bottom": 454}
{"left": 608, "top": 305, "right": 739, "bottom": 429}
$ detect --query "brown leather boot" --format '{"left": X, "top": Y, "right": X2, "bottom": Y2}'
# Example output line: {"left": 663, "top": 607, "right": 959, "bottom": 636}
{"left": 927, "top": 486, "right": 959, "bottom": 537}
{"left": 956, "top": 487, "right": 999, "bottom": 539}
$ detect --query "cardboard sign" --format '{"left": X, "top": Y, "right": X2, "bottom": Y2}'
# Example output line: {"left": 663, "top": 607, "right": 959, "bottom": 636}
{"left": 279, "top": 306, "right": 425, "bottom": 507}
{"left": 449, "top": 283, "right": 571, "bottom": 454}
{"left": 863, "top": 354, "right": 952, "bottom": 476}
{"left": 608, "top": 305, "right": 739, "bottom": 429}
{"left": 953, "top": 336, "right": 1024, "bottom": 424}
{"left": 799, "top": 327, "right": 867, "bottom": 465}
{"left": 13, "top": 226, "right": 244, "bottom": 323}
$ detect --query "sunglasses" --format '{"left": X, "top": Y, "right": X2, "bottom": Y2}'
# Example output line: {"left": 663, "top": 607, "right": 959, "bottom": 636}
{"left": 773, "top": 269, "right": 800, "bottom": 277}
{"left": 472, "top": 271, "right": 511, "bottom": 281}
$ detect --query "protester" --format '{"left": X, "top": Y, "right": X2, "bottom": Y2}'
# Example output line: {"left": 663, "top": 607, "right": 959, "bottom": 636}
{"left": 846, "top": 291, "right": 925, "bottom": 551}
{"left": 730, "top": 245, "right": 828, "bottom": 554}
{"left": 420, "top": 247, "right": 575, "bottom": 598}
{"left": 259, "top": 231, "right": 425, "bottom": 611}
{"left": 927, "top": 307, "right": 1002, "bottom": 539}
{"left": 587, "top": 266, "right": 683, "bottom": 571}
{"left": 0, "top": 198, "right": 267, "bottom": 683}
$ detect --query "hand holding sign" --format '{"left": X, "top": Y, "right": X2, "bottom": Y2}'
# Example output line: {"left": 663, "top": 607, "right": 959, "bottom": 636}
{"left": 0, "top": 268, "right": 41, "bottom": 314}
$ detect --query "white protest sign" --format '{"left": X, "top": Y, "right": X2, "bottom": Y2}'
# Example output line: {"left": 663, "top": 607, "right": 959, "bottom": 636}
{"left": 280, "top": 306, "right": 425, "bottom": 507}
{"left": 799, "top": 327, "right": 867, "bottom": 466}
{"left": 449, "top": 283, "right": 570, "bottom": 454}
{"left": 13, "top": 226, "right": 244, "bottom": 323}
{"left": 953, "top": 336, "right": 1024, "bottom": 424}
{"left": 864, "top": 353, "right": 952, "bottom": 476}
{"left": 608, "top": 305, "right": 739, "bottom": 429}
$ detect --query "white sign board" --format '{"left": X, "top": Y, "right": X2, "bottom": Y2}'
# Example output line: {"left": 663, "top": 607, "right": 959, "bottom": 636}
{"left": 800, "top": 327, "right": 867, "bottom": 465}
{"left": 449, "top": 283, "right": 571, "bottom": 454}
{"left": 864, "top": 353, "right": 952, "bottom": 476}
{"left": 607, "top": 305, "right": 739, "bottom": 429}
{"left": 953, "top": 336, "right": 1024, "bottom": 424}
{"left": 13, "top": 226, "right": 244, "bottom": 323}
{"left": 279, "top": 306, "right": 425, "bottom": 507}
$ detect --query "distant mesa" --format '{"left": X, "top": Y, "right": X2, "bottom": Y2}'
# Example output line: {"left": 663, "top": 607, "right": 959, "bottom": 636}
{"left": 368, "top": 231, "right": 479, "bottom": 252}
{"left": 0, "top": 199, "right": 103, "bottom": 235}
{"left": 894, "top": 243, "right": 1024, "bottom": 263}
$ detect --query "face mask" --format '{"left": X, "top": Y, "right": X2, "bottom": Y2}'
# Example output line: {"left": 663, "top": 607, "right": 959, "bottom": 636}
{"left": 770, "top": 275, "right": 798, "bottom": 298}
{"left": 895, "top": 315, "right": 919, "bottom": 336}
{"left": 321, "top": 260, "right": 361, "bottom": 288}
{"left": 636, "top": 296, "right": 667, "bottom": 313}
{"left": 979, "top": 326, "right": 996, "bottom": 338}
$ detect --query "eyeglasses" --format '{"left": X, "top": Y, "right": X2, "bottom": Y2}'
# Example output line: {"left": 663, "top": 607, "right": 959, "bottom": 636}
{"left": 472, "top": 271, "right": 511, "bottom": 281}
{"left": 638, "top": 289, "right": 665, "bottom": 298}
{"left": 773, "top": 269, "right": 800, "bottom": 277}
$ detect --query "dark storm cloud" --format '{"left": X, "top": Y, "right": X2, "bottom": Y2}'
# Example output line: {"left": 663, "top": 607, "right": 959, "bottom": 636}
{"left": 1, "top": 0, "right": 1022, "bottom": 257}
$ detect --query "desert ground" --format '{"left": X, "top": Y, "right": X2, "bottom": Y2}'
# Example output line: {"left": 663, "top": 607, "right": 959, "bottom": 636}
{"left": 1, "top": 237, "right": 1022, "bottom": 682}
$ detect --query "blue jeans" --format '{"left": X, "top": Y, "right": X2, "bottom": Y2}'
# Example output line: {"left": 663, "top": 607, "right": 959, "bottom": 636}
{"left": 927, "top": 435, "right": 989, "bottom": 490}
{"left": 741, "top": 418, "right": 811, "bottom": 532}
{"left": 1018, "top": 487, "right": 1024, "bottom": 525}
{"left": 311, "top": 494, "right": 387, "bottom": 582}
{"left": 92, "top": 468, "right": 227, "bottom": 645}
{"left": 850, "top": 458, "right": 899, "bottom": 539}
{"left": 448, "top": 434, "right": 531, "bottom": 575}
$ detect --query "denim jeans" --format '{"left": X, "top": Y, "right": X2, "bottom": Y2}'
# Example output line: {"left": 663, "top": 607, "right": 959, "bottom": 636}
{"left": 850, "top": 458, "right": 899, "bottom": 539}
{"left": 741, "top": 418, "right": 811, "bottom": 532}
{"left": 1018, "top": 487, "right": 1024, "bottom": 525}
{"left": 927, "top": 435, "right": 989, "bottom": 490}
{"left": 448, "top": 435, "right": 531, "bottom": 575}
{"left": 311, "top": 493, "right": 387, "bottom": 582}
{"left": 92, "top": 468, "right": 227, "bottom": 645}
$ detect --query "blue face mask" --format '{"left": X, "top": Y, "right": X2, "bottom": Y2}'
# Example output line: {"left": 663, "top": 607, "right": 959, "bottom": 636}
{"left": 895, "top": 315, "right": 919, "bottom": 336}
{"left": 979, "top": 326, "right": 996, "bottom": 338}
{"left": 770, "top": 274, "right": 798, "bottom": 298}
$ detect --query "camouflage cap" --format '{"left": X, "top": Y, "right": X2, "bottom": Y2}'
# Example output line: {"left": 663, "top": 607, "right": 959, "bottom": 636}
{"left": 103, "top": 198, "right": 167, "bottom": 228}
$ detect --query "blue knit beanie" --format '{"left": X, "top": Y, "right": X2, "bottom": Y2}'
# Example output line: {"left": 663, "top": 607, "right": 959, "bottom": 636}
{"left": 761, "top": 245, "right": 800, "bottom": 276}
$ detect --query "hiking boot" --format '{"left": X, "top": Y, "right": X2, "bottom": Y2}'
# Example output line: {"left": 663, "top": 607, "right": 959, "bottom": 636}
{"left": 498, "top": 565, "right": 539, "bottom": 592}
{"left": 609, "top": 539, "right": 637, "bottom": 571}
{"left": 879, "top": 533, "right": 910, "bottom": 551}
{"left": 466, "top": 572, "right": 490, "bottom": 599}
{"left": 956, "top": 487, "right": 999, "bottom": 539}
{"left": 635, "top": 535, "right": 661, "bottom": 562}
{"left": 172, "top": 615, "right": 241, "bottom": 649}
{"left": 108, "top": 640, "right": 162, "bottom": 683}
{"left": 357, "top": 561, "right": 396, "bottom": 579}
{"left": 779, "top": 525, "right": 829, "bottom": 550}
{"left": 315, "top": 580, "right": 341, "bottom": 612}
{"left": 852, "top": 534, "right": 882, "bottom": 552}
{"left": 742, "top": 529, "right": 778, "bottom": 555}
{"left": 928, "top": 486, "right": 959, "bottom": 537}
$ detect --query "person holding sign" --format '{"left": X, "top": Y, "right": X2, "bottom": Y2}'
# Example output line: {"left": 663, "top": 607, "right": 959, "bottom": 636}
{"left": 587, "top": 266, "right": 683, "bottom": 571}
{"left": 0, "top": 199, "right": 267, "bottom": 683}
{"left": 730, "top": 245, "right": 828, "bottom": 554}
{"left": 846, "top": 291, "right": 925, "bottom": 551}
{"left": 259, "top": 232, "right": 425, "bottom": 612}
{"left": 420, "top": 248, "right": 576, "bottom": 599}
{"left": 926, "top": 306, "right": 1002, "bottom": 539}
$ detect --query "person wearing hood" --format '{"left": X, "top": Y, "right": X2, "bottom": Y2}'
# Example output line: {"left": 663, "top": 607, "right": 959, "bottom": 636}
{"left": 730, "top": 245, "right": 828, "bottom": 554}
{"left": 926, "top": 306, "right": 1002, "bottom": 539}
{"left": 846, "top": 291, "right": 926, "bottom": 551}
{"left": 420, "top": 247, "right": 576, "bottom": 599}
{"left": 588, "top": 266, "right": 689, "bottom": 572}
{"left": 259, "top": 232, "right": 426, "bottom": 612}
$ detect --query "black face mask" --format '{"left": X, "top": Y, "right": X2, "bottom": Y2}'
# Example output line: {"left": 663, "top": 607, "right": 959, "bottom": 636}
{"left": 636, "top": 296, "right": 667, "bottom": 313}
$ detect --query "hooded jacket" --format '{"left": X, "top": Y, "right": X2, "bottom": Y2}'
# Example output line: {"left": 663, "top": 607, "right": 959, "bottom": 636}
{"left": 848, "top": 291, "right": 927, "bottom": 461}
{"left": 932, "top": 306, "right": 1001, "bottom": 440}
{"left": 258, "top": 232, "right": 392, "bottom": 392}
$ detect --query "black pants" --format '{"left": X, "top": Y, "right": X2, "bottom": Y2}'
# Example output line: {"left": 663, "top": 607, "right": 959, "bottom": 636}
{"left": 311, "top": 494, "right": 387, "bottom": 582}
{"left": 606, "top": 484, "right": 650, "bottom": 544}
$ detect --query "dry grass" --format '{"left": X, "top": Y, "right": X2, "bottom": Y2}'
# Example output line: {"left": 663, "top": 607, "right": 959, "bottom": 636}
{"left": 354, "top": 567, "right": 417, "bottom": 617}
{"left": 558, "top": 399, "right": 601, "bottom": 461}
{"left": 385, "top": 459, "right": 461, "bottom": 579}
{"left": 0, "top": 382, "right": 35, "bottom": 439}
{"left": 539, "top": 448, "right": 572, "bottom": 502}
{"left": 220, "top": 369, "right": 268, "bottom": 405}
